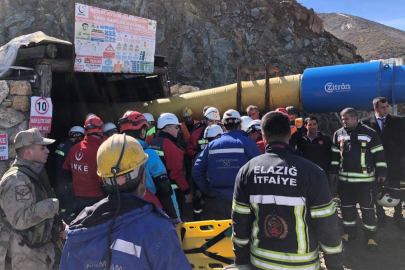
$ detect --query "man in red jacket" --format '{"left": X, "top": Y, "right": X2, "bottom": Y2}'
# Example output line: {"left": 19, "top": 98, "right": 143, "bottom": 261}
{"left": 62, "top": 115, "right": 106, "bottom": 221}
{"left": 149, "top": 113, "right": 192, "bottom": 218}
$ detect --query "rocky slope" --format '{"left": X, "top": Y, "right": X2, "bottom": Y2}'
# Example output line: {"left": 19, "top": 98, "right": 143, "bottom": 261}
{"left": 319, "top": 12, "right": 405, "bottom": 62}
{"left": 0, "top": 0, "right": 362, "bottom": 89}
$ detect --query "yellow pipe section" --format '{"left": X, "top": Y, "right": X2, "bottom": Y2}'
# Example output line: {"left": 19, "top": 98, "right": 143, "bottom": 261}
{"left": 73, "top": 74, "right": 303, "bottom": 122}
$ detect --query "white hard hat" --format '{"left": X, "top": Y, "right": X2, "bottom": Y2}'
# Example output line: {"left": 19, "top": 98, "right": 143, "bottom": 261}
{"left": 223, "top": 109, "right": 241, "bottom": 124}
{"left": 204, "top": 124, "right": 224, "bottom": 139}
{"left": 246, "top": 120, "right": 262, "bottom": 134}
{"left": 157, "top": 113, "right": 181, "bottom": 129}
{"left": 241, "top": 116, "right": 253, "bottom": 131}
{"left": 69, "top": 126, "right": 85, "bottom": 137}
{"left": 204, "top": 107, "right": 221, "bottom": 121}
{"left": 104, "top": 122, "right": 118, "bottom": 133}
{"left": 376, "top": 186, "right": 402, "bottom": 207}
{"left": 142, "top": 113, "right": 155, "bottom": 122}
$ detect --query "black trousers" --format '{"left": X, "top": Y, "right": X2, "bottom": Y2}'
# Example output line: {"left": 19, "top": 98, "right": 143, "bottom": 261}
{"left": 338, "top": 181, "right": 377, "bottom": 239}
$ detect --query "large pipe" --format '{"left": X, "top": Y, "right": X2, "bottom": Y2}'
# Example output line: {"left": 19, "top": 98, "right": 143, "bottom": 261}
{"left": 74, "top": 61, "right": 405, "bottom": 121}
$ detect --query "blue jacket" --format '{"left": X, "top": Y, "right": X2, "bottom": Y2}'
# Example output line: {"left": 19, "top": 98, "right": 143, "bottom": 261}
{"left": 138, "top": 139, "right": 180, "bottom": 218}
{"left": 192, "top": 130, "right": 262, "bottom": 202}
{"left": 137, "top": 139, "right": 166, "bottom": 194}
{"left": 60, "top": 194, "right": 191, "bottom": 270}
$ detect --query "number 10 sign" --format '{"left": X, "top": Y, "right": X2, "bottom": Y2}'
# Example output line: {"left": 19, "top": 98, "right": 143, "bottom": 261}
{"left": 29, "top": 97, "right": 53, "bottom": 133}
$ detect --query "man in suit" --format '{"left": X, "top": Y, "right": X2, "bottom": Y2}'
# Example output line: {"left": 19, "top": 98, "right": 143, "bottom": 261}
{"left": 361, "top": 97, "right": 405, "bottom": 229}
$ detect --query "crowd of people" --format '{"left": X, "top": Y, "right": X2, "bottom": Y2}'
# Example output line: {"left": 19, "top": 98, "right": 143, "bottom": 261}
{"left": 0, "top": 96, "right": 404, "bottom": 270}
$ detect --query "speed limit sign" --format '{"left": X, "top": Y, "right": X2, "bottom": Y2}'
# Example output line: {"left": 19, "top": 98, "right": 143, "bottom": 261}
{"left": 29, "top": 97, "right": 53, "bottom": 133}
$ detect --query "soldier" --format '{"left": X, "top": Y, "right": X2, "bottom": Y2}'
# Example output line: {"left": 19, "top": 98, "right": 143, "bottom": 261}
{"left": 0, "top": 128, "right": 62, "bottom": 270}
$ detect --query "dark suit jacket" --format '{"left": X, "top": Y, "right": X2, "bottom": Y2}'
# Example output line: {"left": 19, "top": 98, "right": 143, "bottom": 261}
{"left": 361, "top": 114, "right": 405, "bottom": 182}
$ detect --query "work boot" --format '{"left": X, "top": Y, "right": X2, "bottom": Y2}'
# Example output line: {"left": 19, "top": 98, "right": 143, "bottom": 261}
{"left": 367, "top": 239, "right": 378, "bottom": 252}
{"left": 342, "top": 233, "right": 356, "bottom": 243}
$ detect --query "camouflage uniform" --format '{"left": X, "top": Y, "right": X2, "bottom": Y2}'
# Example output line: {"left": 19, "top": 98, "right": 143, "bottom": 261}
{"left": 0, "top": 157, "right": 59, "bottom": 270}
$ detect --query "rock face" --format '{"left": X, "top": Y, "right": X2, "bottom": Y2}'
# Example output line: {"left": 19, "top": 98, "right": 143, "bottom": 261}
{"left": 0, "top": 0, "right": 362, "bottom": 89}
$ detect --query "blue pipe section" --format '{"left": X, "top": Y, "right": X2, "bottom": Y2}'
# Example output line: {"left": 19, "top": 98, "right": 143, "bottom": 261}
{"left": 301, "top": 61, "right": 405, "bottom": 112}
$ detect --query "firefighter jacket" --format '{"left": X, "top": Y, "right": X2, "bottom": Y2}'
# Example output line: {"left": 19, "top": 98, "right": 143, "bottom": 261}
{"left": 62, "top": 135, "right": 104, "bottom": 197}
{"left": 185, "top": 125, "right": 206, "bottom": 158}
{"left": 297, "top": 132, "right": 333, "bottom": 174}
{"left": 232, "top": 142, "right": 343, "bottom": 270}
{"left": 331, "top": 123, "right": 387, "bottom": 182}
{"left": 192, "top": 130, "right": 262, "bottom": 202}
{"left": 60, "top": 194, "right": 191, "bottom": 270}
{"left": 149, "top": 131, "right": 190, "bottom": 195}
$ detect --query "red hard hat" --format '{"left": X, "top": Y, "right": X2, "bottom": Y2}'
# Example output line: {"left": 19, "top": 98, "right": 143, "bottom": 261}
{"left": 275, "top": 107, "right": 288, "bottom": 114}
{"left": 84, "top": 115, "right": 104, "bottom": 135}
{"left": 118, "top": 111, "right": 149, "bottom": 132}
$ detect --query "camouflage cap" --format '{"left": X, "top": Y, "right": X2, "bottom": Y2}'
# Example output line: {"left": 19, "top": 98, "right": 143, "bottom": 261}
{"left": 14, "top": 128, "right": 55, "bottom": 149}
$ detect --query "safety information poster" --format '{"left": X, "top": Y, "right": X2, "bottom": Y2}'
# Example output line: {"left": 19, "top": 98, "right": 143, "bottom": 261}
{"left": 74, "top": 3, "right": 156, "bottom": 73}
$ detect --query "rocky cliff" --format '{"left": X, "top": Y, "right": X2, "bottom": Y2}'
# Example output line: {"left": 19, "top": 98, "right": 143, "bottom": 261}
{"left": 0, "top": 0, "right": 362, "bottom": 88}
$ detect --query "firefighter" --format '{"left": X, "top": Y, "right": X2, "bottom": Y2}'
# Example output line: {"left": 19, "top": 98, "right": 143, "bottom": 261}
{"left": 181, "top": 107, "right": 199, "bottom": 142}
{"left": 246, "top": 120, "right": 265, "bottom": 153}
{"left": 54, "top": 126, "right": 84, "bottom": 218}
{"left": 331, "top": 107, "right": 387, "bottom": 251}
{"left": 230, "top": 111, "right": 344, "bottom": 270}
{"left": 192, "top": 109, "right": 261, "bottom": 220}
{"left": 186, "top": 107, "right": 221, "bottom": 220}
{"left": 60, "top": 134, "right": 191, "bottom": 270}
{"left": 149, "top": 113, "right": 192, "bottom": 218}
{"left": 118, "top": 111, "right": 180, "bottom": 221}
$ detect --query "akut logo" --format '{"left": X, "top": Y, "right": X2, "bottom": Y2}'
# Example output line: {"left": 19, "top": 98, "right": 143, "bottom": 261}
{"left": 324, "top": 82, "right": 351, "bottom": 93}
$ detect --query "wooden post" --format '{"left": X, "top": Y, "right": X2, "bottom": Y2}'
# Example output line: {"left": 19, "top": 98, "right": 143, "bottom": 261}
{"left": 34, "top": 64, "right": 52, "bottom": 97}
{"left": 265, "top": 65, "right": 270, "bottom": 112}
{"left": 237, "top": 65, "right": 242, "bottom": 113}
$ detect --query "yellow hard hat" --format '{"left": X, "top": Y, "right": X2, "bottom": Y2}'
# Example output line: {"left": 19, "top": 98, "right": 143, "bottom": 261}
{"left": 182, "top": 107, "right": 193, "bottom": 117}
{"left": 97, "top": 134, "right": 148, "bottom": 178}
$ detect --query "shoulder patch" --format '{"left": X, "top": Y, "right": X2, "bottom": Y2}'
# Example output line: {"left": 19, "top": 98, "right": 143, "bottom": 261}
{"left": 15, "top": 185, "right": 32, "bottom": 200}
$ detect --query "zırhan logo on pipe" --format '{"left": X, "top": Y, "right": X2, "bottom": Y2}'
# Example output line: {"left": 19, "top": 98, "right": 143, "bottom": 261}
{"left": 324, "top": 82, "right": 351, "bottom": 93}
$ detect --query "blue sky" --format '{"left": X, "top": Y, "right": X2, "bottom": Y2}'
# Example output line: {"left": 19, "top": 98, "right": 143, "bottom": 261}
{"left": 297, "top": 0, "right": 405, "bottom": 31}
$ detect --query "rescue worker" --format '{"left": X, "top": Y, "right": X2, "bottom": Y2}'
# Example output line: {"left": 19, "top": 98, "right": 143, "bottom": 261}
{"left": 246, "top": 120, "right": 265, "bottom": 153}
{"left": 192, "top": 109, "right": 262, "bottom": 219}
{"left": 296, "top": 117, "right": 333, "bottom": 176}
{"left": 143, "top": 112, "right": 156, "bottom": 145}
{"left": 203, "top": 124, "right": 224, "bottom": 143}
{"left": 186, "top": 107, "right": 221, "bottom": 159}
{"left": 103, "top": 122, "right": 118, "bottom": 137}
{"left": 181, "top": 107, "right": 199, "bottom": 142}
{"left": 62, "top": 115, "right": 106, "bottom": 220}
{"left": 230, "top": 111, "right": 343, "bottom": 270}
{"left": 54, "top": 126, "right": 84, "bottom": 219}
{"left": 60, "top": 134, "right": 191, "bottom": 270}
{"left": 331, "top": 108, "right": 387, "bottom": 251}
{"left": 118, "top": 111, "right": 180, "bottom": 221}
{"left": 192, "top": 105, "right": 213, "bottom": 131}
{"left": 246, "top": 105, "right": 262, "bottom": 120}
{"left": 240, "top": 116, "right": 253, "bottom": 132}
{"left": 149, "top": 113, "right": 192, "bottom": 218}
{"left": 0, "top": 128, "right": 62, "bottom": 270}
{"left": 361, "top": 97, "right": 405, "bottom": 229}
{"left": 186, "top": 107, "right": 221, "bottom": 220}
